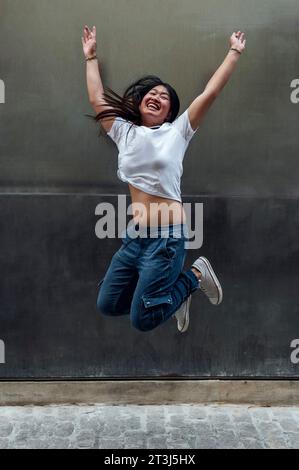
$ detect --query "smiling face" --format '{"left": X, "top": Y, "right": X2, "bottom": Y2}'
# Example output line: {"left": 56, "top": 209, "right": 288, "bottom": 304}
{"left": 139, "top": 85, "right": 172, "bottom": 127}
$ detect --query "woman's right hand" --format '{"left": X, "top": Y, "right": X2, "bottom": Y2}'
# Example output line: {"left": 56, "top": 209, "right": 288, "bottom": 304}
{"left": 82, "top": 25, "right": 97, "bottom": 58}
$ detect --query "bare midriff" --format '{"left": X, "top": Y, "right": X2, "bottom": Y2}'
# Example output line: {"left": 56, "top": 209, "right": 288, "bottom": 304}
{"left": 128, "top": 183, "right": 186, "bottom": 227}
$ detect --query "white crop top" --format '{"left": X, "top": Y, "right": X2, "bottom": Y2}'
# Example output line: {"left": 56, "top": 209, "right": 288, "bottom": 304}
{"left": 107, "top": 109, "right": 199, "bottom": 203}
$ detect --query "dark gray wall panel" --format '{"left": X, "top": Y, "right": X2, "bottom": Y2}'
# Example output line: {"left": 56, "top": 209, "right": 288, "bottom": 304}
{"left": 0, "top": 0, "right": 298, "bottom": 196}
{"left": 0, "top": 195, "right": 298, "bottom": 379}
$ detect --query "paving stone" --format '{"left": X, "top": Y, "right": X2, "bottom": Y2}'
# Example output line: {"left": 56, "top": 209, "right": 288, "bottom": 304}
{"left": 195, "top": 437, "right": 217, "bottom": 449}
{"left": 214, "top": 430, "right": 240, "bottom": 449}
{"left": 166, "top": 438, "right": 196, "bottom": 449}
{"left": 241, "top": 438, "right": 264, "bottom": 449}
{"left": 236, "top": 423, "right": 261, "bottom": 440}
{"left": 97, "top": 438, "right": 125, "bottom": 449}
{"left": 21, "top": 439, "right": 51, "bottom": 449}
{"left": 146, "top": 437, "right": 168, "bottom": 449}
{"left": 125, "top": 439, "right": 148, "bottom": 449}
{"left": 276, "top": 418, "right": 298, "bottom": 432}
{"left": 74, "top": 431, "right": 96, "bottom": 449}
{"left": 0, "top": 404, "right": 298, "bottom": 449}
{"left": 146, "top": 422, "right": 165, "bottom": 434}
{"left": 0, "top": 438, "right": 10, "bottom": 449}
{"left": 46, "top": 438, "right": 71, "bottom": 449}
{"left": 54, "top": 422, "right": 75, "bottom": 438}
{"left": 250, "top": 408, "right": 272, "bottom": 421}
{"left": 285, "top": 431, "right": 299, "bottom": 449}
{"left": 188, "top": 407, "right": 208, "bottom": 420}
{"left": 78, "top": 415, "right": 105, "bottom": 432}
{"left": 123, "top": 416, "right": 141, "bottom": 429}
{"left": 0, "top": 423, "right": 14, "bottom": 438}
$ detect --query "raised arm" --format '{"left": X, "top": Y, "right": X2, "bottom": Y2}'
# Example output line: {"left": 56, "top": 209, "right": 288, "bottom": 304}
{"left": 82, "top": 25, "right": 115, "bottom": 132}
{"left": 188, "top": 31, "right": 246, "bottom": 131}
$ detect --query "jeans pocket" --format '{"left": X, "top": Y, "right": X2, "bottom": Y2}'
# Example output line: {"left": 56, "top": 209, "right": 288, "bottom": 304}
{"left": 162, "top": 236, "right": 181, "bottom": 260}
{"left": 141, "top": 290, "right": 173, "bottom": 325}
{"left": 142, "top": 290, "right": 173, "bottom": 308}
{"left": 119, "top": 232, "right": 134, "bottom": 251}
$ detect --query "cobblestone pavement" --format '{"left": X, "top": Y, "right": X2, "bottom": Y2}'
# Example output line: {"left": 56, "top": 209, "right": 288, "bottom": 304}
{"left": 0, "top": 405, "right": 298, "bottom": 449}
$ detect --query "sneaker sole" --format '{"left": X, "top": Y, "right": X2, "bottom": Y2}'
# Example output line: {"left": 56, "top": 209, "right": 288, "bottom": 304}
{"left": 199, "top": 256, "right": 223, "bottom": 305}
{"left": 177, "top": 296, "right": 191, "bottom": 333}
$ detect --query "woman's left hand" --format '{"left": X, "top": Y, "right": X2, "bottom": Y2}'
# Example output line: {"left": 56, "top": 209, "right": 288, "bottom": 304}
{"left": 229, "top": 31, "right": 246, "bottom": 53}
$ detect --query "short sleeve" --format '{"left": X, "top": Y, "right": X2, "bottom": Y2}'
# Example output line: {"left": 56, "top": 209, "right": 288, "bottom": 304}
{"left": 172, "top": 109, "right": 199, "bottom": 143}
{"left": 106, "top": 117, "right": 133, "bottom": 148}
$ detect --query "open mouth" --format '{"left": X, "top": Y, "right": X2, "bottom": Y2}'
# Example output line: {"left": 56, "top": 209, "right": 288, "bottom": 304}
{"left": 147, "top": 102, "right": 160, "bottom": 111}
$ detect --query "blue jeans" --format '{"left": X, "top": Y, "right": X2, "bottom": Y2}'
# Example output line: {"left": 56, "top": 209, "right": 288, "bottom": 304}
{"left": 96, "top": 222, "right": 200, "bottom": 332}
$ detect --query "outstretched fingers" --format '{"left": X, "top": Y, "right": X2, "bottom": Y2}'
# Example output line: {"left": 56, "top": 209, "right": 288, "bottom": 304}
{"left": 84, "top": 25, "right": 92, "bottom": 40}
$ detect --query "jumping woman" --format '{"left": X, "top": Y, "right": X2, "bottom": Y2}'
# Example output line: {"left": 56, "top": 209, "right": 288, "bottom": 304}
{"left": 82, "top": 25, "right": 246, "bottom": 333}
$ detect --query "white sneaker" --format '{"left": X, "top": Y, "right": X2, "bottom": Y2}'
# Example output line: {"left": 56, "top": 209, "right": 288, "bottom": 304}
{"left": 192, "top": 256, "right": 223, "bottom": 305}
{"left": 174, "top": 294, "right": 192, "bottom": 333}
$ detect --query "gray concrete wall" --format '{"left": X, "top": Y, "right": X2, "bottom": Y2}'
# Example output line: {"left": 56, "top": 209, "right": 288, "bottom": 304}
{"left": 0, "top": 0, "right": 298, "bottom": 195}
{"left": 0, "top": 1, "right": 298, "bottom": 379}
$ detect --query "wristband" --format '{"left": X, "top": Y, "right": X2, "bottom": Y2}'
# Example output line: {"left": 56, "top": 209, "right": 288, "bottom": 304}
{"left": 230, "top": 48, "right": 242, "bottom": 55}
{"left": 85, "top": 55, "right": 97, "bottom": 61}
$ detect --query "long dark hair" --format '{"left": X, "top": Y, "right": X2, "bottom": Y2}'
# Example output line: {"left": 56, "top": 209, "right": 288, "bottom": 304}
{"left": 85, "top": 75, "right": 180, "bottom": 144}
